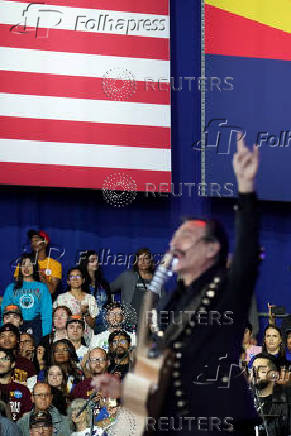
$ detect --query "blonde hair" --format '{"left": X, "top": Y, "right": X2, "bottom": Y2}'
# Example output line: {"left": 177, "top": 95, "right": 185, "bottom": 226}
{"left": 67, "top": 398, "right": 92, "bottom": 429}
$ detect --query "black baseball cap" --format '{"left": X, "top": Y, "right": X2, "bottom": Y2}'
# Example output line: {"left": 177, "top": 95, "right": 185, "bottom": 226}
{"left": 66, "top": 315, "right": 85, "bottom": 329}
{"left": 3, "top": 305, "right": 23, "bottom": 320}
{"left": 27, "top": 229, "right": 50, "bottom": 244}
{"left": 29, "top": 411, "right": 53, "bottom": 428}
{"left": 0, "top": 323, "right": 20, "bottom": 340}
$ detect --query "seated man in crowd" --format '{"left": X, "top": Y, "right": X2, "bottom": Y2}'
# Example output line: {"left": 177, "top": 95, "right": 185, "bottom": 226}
{"left": 29, "top": 411, "right": 53, "bottom": 436}
{"left": 3, "top": 305, "right": 24, "bottom": 330}
{"left": 108, "top": 330, "right": 132, "bottom": 379}
{"left": 66, "top": 315, "right": 88, "bottom": 368}
{"left": 19, "top": 333, "right": 35, "bottom": 362}
{"left": 71, "top": 347, "right": 109, "bottom": 400}
{"left": 0, "top": 324, "right": 36, "bottom": 384}
{"left": 0, "top": 348, "right": 32, "bottom": 421}
{"left": 40, "top": 306, "right": 72, "bottom": 347}
{"left": 17, "top": 382, "right": 71, "bottom": 436}
{"left": 251, "top": 353, "right": 290, "bottom": 436}
{"left": 89, "top": 302, "right": 135, "bottom": 352}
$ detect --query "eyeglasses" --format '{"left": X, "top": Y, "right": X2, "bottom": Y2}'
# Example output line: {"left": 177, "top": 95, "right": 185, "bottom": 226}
{"left": 0, "top": 356, "right": 10, "bottom": 362}
{"left": 33, "top": 393, "right": 51, "bottom": 398}
{"left": 20, "top": 340, "right": 34, "bottom": 345}
{"left": 89, "top": 358, "right": 106, "bottom": 363}
{"left": 70, "top": 275, "right": 82, "bottom": 279}
{"left": 112, "top": 339, "right": 128, "bottom": 345}
{"left": 48, "top": 372, "right": 62, "bottom": 377}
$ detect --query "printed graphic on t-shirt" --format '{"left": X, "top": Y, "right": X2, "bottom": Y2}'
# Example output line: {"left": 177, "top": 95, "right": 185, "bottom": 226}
{"left": 14, "top": 368, "right": 29, "bottom": 383}
{"left": 19, "top": 293, "right": 35, "bottom": 309}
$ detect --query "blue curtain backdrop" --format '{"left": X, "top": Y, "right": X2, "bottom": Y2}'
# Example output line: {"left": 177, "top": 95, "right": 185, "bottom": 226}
{"left": 0, "top": 0, "right": 290, "bottom": 340}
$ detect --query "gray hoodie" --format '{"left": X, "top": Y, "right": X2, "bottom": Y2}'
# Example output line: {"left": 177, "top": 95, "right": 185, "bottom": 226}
{"left": 17, "top": 406, "right": 71, "bottom": 436}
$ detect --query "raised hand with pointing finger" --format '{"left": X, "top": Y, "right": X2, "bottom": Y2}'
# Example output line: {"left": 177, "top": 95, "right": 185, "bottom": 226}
{"left": 233, "top": 132, "right": 259, "bottom": 193}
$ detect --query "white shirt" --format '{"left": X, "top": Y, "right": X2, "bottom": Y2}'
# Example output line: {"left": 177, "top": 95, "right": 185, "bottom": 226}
{"left": 89, "top": 329, "right": 136, "bottom": 352}
{"left": 76, "top": 344, "right": 89, "bottom": 368}
{"left": 53, "top": 292, "right": 99, "bottom": 345}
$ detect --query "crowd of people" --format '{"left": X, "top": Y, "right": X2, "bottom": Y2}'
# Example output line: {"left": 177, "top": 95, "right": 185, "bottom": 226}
{"left": 0, "top": 229, "right": 153, "bottom": 435}
{"left": 0, "top": 228, "right": 290, "bottom": 436}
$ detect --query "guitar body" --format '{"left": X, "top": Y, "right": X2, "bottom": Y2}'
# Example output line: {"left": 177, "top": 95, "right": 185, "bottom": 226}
{"left": 112, "top": 255, "right": 173, "bottom": 436}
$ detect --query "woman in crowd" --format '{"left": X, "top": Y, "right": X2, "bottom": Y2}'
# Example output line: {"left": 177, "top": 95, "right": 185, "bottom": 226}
{"left": 46, "top": 364, "right": 68, "bottom": 415}
{"left": 1, "top": 253, "right": 52, "bottom": 344}
{"left": 51, "top": 339, "right": 83, "bottom": 393}
{"left": 79, "top": 250, "right": 112, "bottom": 333}
{"left": 54, "top": 267, "right": 98, "bottom": 345}
{"left": 110, "top": 248, "right": 156, "bottom": 318}
{"left": 69, "top": 398, "right": 92, "bottom": 436}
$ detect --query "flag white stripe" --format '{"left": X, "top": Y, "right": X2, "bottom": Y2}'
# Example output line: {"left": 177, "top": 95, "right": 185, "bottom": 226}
{"left": 1, "top": 0, "right": 170, "bottom": 39}
{"left": 0, "top": 47, "right": 170, "bottom": 82}
{"left": 0, "top": 93, "right": 170, "bottom": 126}
{"left": 0, "top": 139, "right": 171, "bottom": 171}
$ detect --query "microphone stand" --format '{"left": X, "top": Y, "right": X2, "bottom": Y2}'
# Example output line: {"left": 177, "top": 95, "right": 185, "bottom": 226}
{"left": 252, "top": 369, "right": 269, "bottom": 436}
{"left": 76, "top": 392, "right": 100, "bottom": 436}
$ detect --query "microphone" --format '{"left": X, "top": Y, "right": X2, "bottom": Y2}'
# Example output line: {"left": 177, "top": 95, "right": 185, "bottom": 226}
{"left": 252, "top": 367, "right": 257, "bottom": 384}
{"left": 148, "top": 252, "right": 173, "bottom": 297}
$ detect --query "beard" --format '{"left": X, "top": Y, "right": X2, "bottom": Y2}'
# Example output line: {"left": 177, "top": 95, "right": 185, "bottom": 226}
{"left": 114, "top": 348, "right": 128, "bottom": 359}
{"left": 255, "top": 380, "right": 269, "bottom": 391}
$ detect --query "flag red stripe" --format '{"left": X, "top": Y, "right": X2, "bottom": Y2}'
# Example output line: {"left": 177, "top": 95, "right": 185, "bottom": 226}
{"left": 206, "top": 4, "right": 291, "bottom": 62}
{"left": 4, "top": 24, "right": 169, "bottom": 60}
{"left": 0, "top": 162, "right": 171, "bottom": 191}
{"left": 0, "top": 71, "right": 171, "bottom": 105}
{"left": 0, "top": 116, "right": 171, "bottom": 149}
{"left": 4, "top": 0, "right": 169, "bottom": 15}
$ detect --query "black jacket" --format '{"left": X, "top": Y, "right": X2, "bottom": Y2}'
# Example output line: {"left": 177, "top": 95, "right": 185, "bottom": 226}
{"left": 157, "top": 193, "right": 260, "bottom": 435}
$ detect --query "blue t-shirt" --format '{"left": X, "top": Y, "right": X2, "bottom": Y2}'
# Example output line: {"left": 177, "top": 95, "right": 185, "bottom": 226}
{"left": 1, "top": 281, "right": 52, "bottom": 335}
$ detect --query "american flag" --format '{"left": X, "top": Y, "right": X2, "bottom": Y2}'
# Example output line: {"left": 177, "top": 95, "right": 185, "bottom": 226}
{"left": 0, "top": 0, "right": 171, "bottom": 191}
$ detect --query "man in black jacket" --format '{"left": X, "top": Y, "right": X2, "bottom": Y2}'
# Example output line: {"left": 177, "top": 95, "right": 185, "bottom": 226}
{"left": 146, "top": 135, "right": 260, "bottom": 436}
{"left": 91, "top": 135, "right": 260, "bottom": 436}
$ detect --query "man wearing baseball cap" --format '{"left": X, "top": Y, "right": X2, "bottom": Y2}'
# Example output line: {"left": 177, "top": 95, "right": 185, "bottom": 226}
{"left": 3, "top": 305, "right": 23, "bottom": 329}
{"left": 14, "top": 229, "right": 62, "bottom": 297}
{"left": 29, "top": 411, "right": 53, "bottom": 436}
{"left": 66, "top": 315, "right": 88, "bottom": 368}
{"left": 18, "top": 382, "right": 70, "bottom": 436}
{"left": 0, "top": 324, "right": 36, "bottom": 384}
